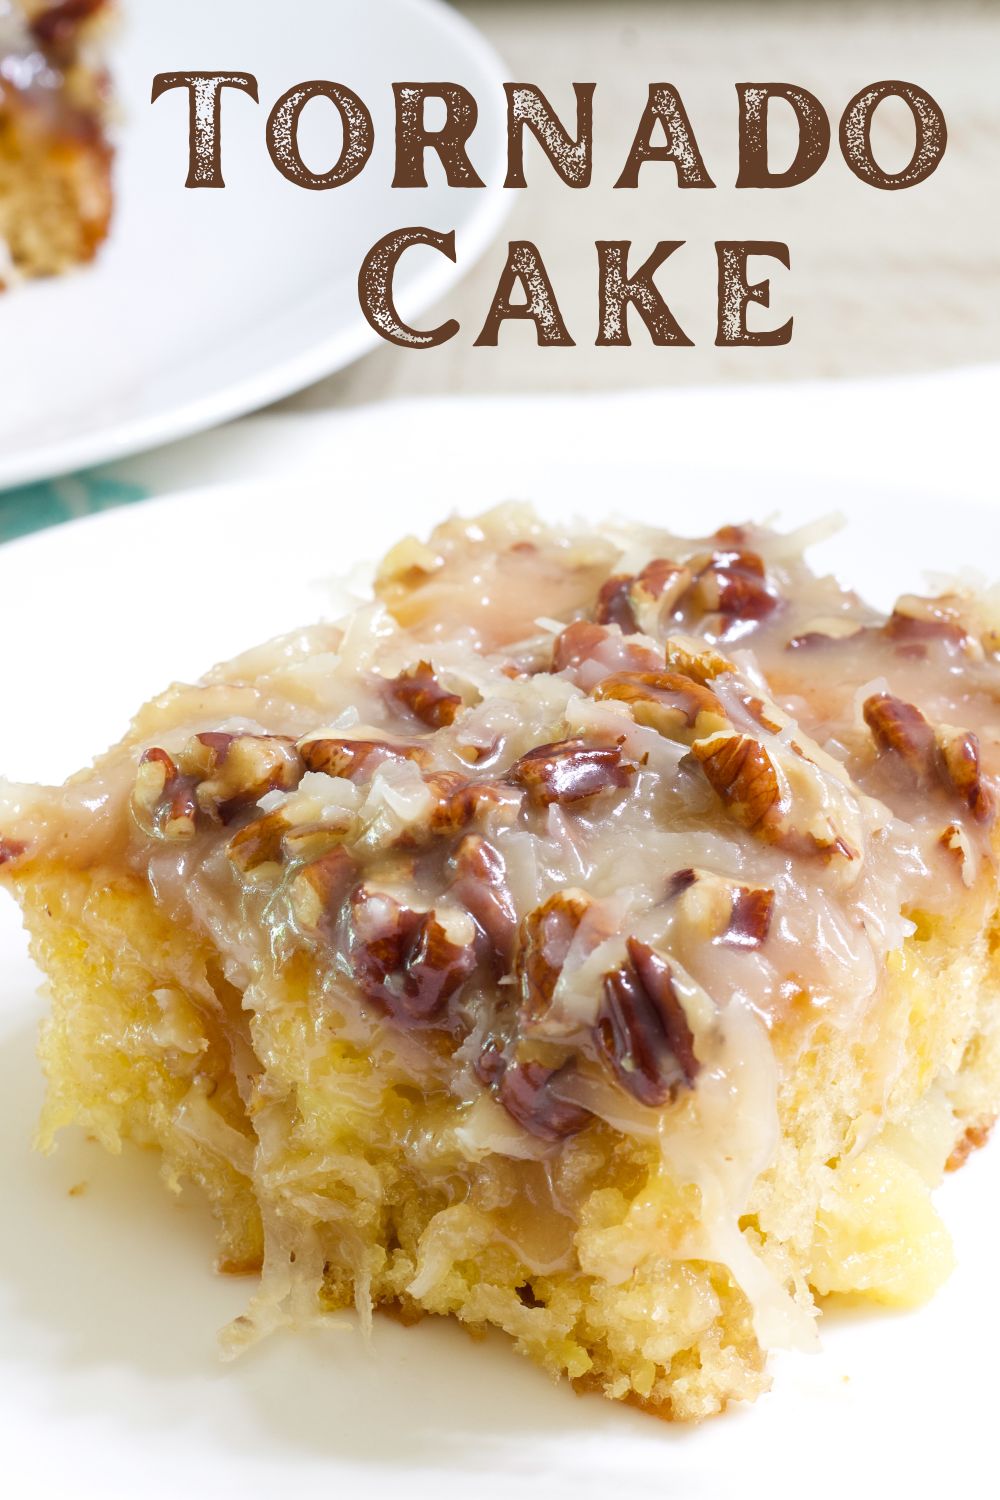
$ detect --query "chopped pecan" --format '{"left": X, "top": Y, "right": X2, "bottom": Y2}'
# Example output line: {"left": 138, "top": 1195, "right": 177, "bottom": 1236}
{"left": 721, "top": 886, "right": 775, "bottom": 950}
{"left": 690, "top": 547, "right": 779, "bottom": 629}
{"left": 300, "top": 735, "right": 430, "bottom": 782}
{"left": 388, "top": 660, "right": 463, "bottom": 728}
{"left": 596, "top": 938, "right": 698, "bottom": 1107}
{"left": 507, "top": 738, "right": 636, "bottom": 808}
{"left": 228, "top": 807, "right": 291, "bottom": 871}
{"left": 423, "top": 771, "right": 519, "bottom": 837}
{"left": 0, "top": 836, "right": 27, "bottom": 867}
{"left": 938, "top": 729, "right": 993, "bottom": 823}
{"left": 863, "top": 694, "right": 993, "bottom": 823}
{"left": 449, "top": 834, "right": 518, "bottom": 972}
{"left": 663, "top": 637, "right": 734, "bottom": 684}
{"left": 946, "top": 1118, "right": 995, "bottom": 1172}
{"left": 288, "top": 847, "right": 359, "bottom": 936}
{"left": 228, "top": 803, "right": 356, "bottom": 873}
{"left": 496, "top": 1058, "right": 593, "bottom": 1142}
{"left": 690, "top": 733, "right": 782, "bottom": 838}
{"left": 941, "top": 821, "right": 976, "bottom": 886}
{"left": 670, "top": 868, "right": 774, "bottom": 949}
{"left": 664, "top": 867, "right": 698, "bottom": 901}
{"left": 187, "top": 733, "right": 304, "bottom": 824}
{"left": 627, "top": 559, "right": 694, "bottom": 635}
{"left": 132, "top": 747, "right": 198, "bottom": 840}
{"left": 517, "top": 888, "right": 593, "bottom": 1024}
{"left": 786, "top": 624, "right": 865, "bottom": 651}
{"left": 594, "top": 575, "right": 637, "bottom": 632}
{"left": 349, "top": 887, "right": 476, "bottom": 1024}
{"left": 473, "top": 1038, "right": 507, "bottom": 1088}
{"left": 594, "top": 559, "right": 697, "bottom": 639}
{"left": 552, "top": 619, "right": 611, "bottom": 672}
{"left": 592, "top": 670, "right": 728, "bottom": 744}
{"left": 883, "top": 596, "right": 974, "bottom": 657}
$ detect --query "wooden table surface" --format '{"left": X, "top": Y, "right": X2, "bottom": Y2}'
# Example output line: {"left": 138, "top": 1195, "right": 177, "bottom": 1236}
{"left": 275, "top": 0, "right": 1000, "bottom": 411}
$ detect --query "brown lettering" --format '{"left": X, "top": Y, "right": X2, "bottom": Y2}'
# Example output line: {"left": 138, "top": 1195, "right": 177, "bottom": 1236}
{"left": 736, "top": 83, "right": 831, "bottom": 188}
{"left": 393, "top": 83, "right": 485, "bottom": 188}
{"left": 266, "top": 81, "right": 373, "bottom": 189}
{"left": 596, "top": 241, "right": 692, "bottom": 346}
{"left": 475, "top": 241, "right": 574, "bottom": 346}
{"left": 358, "top": 227, "right": 460, "bottom": 348}
{"left": 716, "top": 241, "right": 792, "bottom": 346}
{"left": 615, "top": 84, "right": 715, "bottom": 189}
{"left": 150, "top": 72, "right": 259, "bottom": 188}
{"left": 840, "top": 79, "right": 946, "bottom": 189}
{"left": 504, "top": 83, "right": 595, "bottom": 188}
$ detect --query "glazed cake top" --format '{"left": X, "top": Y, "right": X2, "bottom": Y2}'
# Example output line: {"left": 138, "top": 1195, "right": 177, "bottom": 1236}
{"left": 4, "top": 505, "right": 998, "bottom": 1145}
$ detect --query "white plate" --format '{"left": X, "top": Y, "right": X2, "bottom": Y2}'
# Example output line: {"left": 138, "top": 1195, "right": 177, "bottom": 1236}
{"left": 0, "top": 0, "right": 509, "bottom": 488}
{"left": 1, "top": 396, "right": 997, "bottom": 1499}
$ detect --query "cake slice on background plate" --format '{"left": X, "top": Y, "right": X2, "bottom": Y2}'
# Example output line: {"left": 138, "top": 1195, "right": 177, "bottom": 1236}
{"left": 0, "top": 0, "right": 114, "bottom": 288}
{"left": 3, "top": 504, "right": 999, "bottom": 1420}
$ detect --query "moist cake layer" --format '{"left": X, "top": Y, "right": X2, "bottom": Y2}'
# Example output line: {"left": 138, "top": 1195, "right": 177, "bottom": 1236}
{"left": 3, "top": 506, "right": 999, "bottom": 1419}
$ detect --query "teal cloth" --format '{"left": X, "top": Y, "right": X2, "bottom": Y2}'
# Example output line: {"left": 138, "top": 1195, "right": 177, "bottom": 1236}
{"left": 0, "top": 472, "right": 150, "bottom": 544}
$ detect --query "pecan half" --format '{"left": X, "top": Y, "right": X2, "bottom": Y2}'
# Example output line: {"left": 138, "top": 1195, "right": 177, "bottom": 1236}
{"left": 863, "top": 694, "right": 993, "bottom": 823}
{"left": 552, "top": 619, "right": 611, "bottom": 672}
{"left": 132, "top": 747, "right": 198, "bottom": 840}
{"left": 863, "top": 694, "right": 937, "bottom": 780}
{"left": 496, "top": 1058, "right": 593, "bottom": 1142}
{"left": 689, "top": 548, "right": 779, "bottom": 633}
{"left": 627, "top": 559, "right": 693, "bottom": 635}
{"left": 596, "top": 938, "right": 698, "bottom": 1107}
{"left": 349, "top": 887, "right": 476, "bottom": 1024}
{"left": 300, "top": 735, "right": 430, "bottom": 782}
{"left": 592, "top": 670, "right": 728, "bottom": 744}
{"left": 388, "top": 660, "right": 463, "bottom": 728}
{"left": 690, "top": 733, "right": 782, "bottom": 838}
{"left": 938, "top": 728, "right": 993, "bottom": 823}
{"left": 593, "top": 559, "right": 695, "bottom": 639}
{"left": 507, "top": 738, "right": 635, "bottom": 808}
{"left": 517, "top": 888, "right": 593, "bottom": 1025}
{"left": 449, "top": 834, "right": 518, "bottom": 972}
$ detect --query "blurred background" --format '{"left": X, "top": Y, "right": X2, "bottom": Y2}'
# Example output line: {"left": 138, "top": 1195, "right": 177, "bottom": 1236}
{"left": 290, "top": 0, "right": 1000, "bottom": 406}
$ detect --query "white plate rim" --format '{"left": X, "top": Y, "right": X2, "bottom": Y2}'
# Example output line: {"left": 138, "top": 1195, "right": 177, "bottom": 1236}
{"left": 0, "top": 0, "right": 513, "bottom": 491}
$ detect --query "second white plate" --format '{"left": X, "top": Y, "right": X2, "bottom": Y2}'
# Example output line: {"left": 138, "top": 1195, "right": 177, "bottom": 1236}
{"left": 0, "top": 0, "right": 509, "bottom": 488}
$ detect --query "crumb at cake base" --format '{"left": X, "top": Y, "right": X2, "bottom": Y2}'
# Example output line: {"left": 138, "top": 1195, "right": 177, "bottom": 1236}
{"left": 4, "top": 506, "right": 1000, "bottom": 1420}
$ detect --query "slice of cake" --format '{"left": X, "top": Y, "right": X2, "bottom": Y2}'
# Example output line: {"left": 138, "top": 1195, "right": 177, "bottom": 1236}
{"left": 0, "top": 0, "right": 113, "bottom": 288}
{"left": 3, "top": 505, "right": 999, "bottom": 1421}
